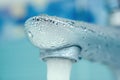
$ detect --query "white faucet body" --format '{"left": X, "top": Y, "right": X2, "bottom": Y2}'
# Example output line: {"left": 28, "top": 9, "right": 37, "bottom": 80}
{"left": 25, "top": 15, "right": 120, "bottom": 69}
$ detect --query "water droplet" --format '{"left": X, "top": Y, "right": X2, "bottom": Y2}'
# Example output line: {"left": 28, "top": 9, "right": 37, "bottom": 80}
{"left": 32, "top": 18, "right": 35, "bottom": 20}
{"left": 106, "top": 44, "right": 109, "bottom": 47}
{"left": 38, "top": 28, "right": 41, "bottom": 31}
{"left": 97, "top": 45, "right": 101, "bottom": 49}
{"left": 52, "top": 21, "right": 55, "bottom": 23}
{"left": 31, "top": 22, "right": 34, "bottom": 25}
{"left": 100, "top": 32, "right": 104, "bottom": 35}
{"left": 82, "top": 36, "right": 85, "bottom": 39}
{"left": 79, "top": 57, "right": 82, "bottom": 59}
{"left": 28, "top": 31, "right": 33, "bottom": 38}
{"left": 36, "top": 18, "right": 39, "bottom": 21}
{"left": 56, "top": 22, "right": 58, "bottom": 25}
{"left": 49, "top": 20, "right": 52, "bottom": 22}
{"left": 88, "top": 29, "right": 95, "bottom": 33}
{"left": 84, "top": 49, "right": 88, "bottom": 52}
{"left": 81, "top": 26, "right": 85, "bottom": 29}
{"left": 84, "top": 29, "right": 87, "bottom": 32}
{"left": 103, "top": 36, "right": 107, "bottom": 39}
{"left": 87, "top": 43, "right": 91, "bottom": 46}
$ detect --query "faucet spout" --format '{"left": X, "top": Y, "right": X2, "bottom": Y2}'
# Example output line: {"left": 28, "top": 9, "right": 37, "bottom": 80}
{"left": 25, "top": 14, "right": 120, "bottom": 68}
{"left": 40, "top": 46, "right": 82, "bottom": 62}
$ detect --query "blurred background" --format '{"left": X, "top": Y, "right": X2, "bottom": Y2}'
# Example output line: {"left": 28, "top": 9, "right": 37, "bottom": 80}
{"left": 0, "top": 0, "right": 120, "bottom": 80}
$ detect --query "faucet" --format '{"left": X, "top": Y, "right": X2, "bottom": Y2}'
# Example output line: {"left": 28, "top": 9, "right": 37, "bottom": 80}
{"left": 25, "top": 15, "right": 83, "bottom": 62}
{"left": 25, "top": 14, "right": 120, "bottom": 78}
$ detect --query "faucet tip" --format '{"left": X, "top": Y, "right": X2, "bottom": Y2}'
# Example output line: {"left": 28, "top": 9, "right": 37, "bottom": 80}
{"left": 40, "top": 46, "right": 82, "bottom": 62}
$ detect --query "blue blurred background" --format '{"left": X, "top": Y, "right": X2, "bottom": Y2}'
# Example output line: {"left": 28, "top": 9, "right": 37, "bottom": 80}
{"left": 0, "top": 0, "right": 120, "bottom": 80}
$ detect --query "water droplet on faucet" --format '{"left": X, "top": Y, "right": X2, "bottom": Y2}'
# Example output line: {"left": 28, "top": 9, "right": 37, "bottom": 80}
{"left": 28, "top": 31, "right": 33, "bottom": 38}
{"left": 38, "top": 28, "right": 41, "bottom": 31}
{"left": 84, "top": 29, "right": 87, "bottom": 32}
{"left": 97, "top": 45, "right": 101, "bottom": 49}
